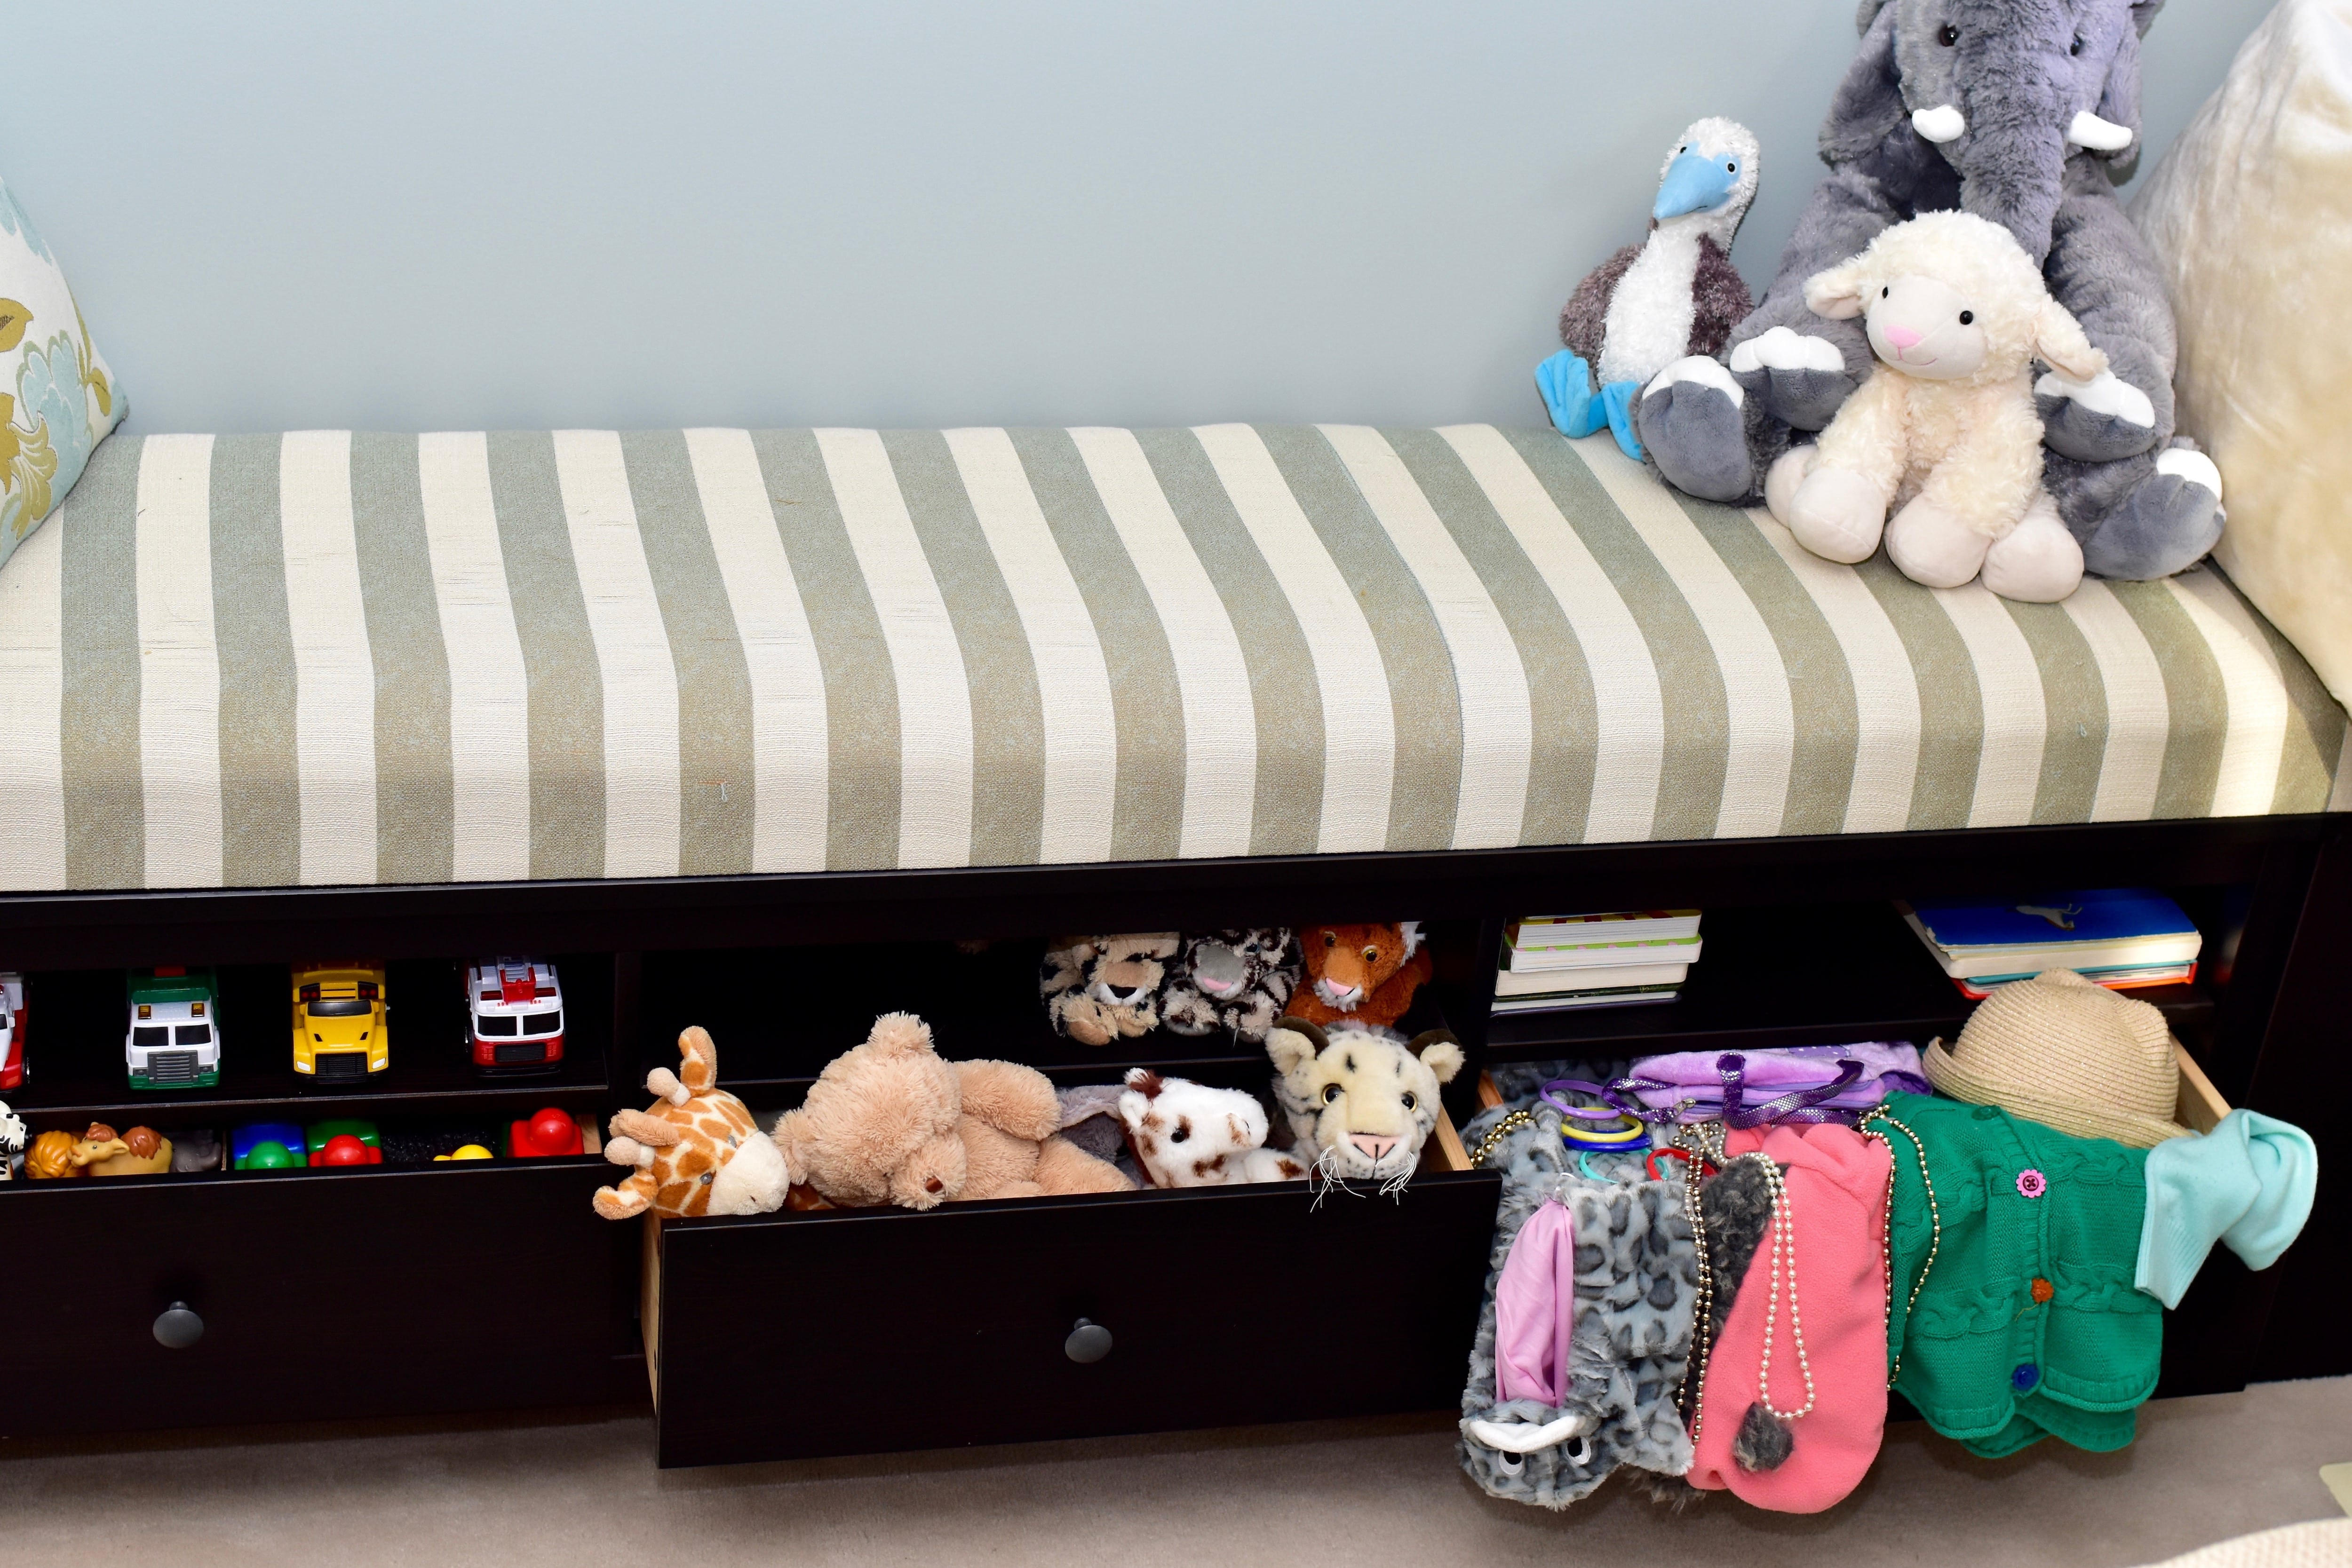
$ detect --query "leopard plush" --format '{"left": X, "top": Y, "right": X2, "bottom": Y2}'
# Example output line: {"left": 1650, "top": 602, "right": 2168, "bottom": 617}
{"left": 1039, "top": 933, "right": 1180, "bottom": 1045}
{"left": 593, "top": 1026, "right": 790, "bottom": 1220}
{"left": 1264, "top": 1018, "right": 1462, "bottom": 1187}
{"left": 1287, "top": 921, "right": 1430, "bottom": 1030}
{"left": 1159, "top": 928, "right": 1301, "bottom": 1043}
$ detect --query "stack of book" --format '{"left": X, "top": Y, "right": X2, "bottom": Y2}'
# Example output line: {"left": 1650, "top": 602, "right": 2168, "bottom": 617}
{"left": 1899, "top": 888, "right": 2202, "bottom": 999}
{"left": 1492, "top": 910, "right": 1702, "bottom": 1014}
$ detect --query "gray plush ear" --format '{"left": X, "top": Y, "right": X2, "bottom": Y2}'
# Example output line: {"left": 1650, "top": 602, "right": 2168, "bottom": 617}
{"left": 2130, "top": 0, "right": 2164, "bottom": 38}
{"left": 1820, "top": 0, "right": 1906, "bottom": 164}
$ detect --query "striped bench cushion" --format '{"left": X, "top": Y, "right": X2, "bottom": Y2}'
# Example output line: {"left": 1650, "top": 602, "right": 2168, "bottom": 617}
{"left": 0, "top": 426, "right": 2341, "bottom": 892}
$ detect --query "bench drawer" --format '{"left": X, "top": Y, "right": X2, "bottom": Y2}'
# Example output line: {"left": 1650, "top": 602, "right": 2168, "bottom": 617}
{"left": 648, "top": 1168, "right": 1501, "bottom": 1467}
{"left": 0, "top": 1159, "right": 635, "bottom": 1437}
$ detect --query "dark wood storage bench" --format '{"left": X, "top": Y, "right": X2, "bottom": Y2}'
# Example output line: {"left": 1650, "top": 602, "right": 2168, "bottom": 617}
{"left": 0, "top": 425, "right": 2344, "bottom": 1463}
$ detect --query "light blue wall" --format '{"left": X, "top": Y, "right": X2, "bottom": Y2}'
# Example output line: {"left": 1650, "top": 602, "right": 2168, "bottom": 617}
{"left": 1, "top": 0, "right": 2272, "bottom": 435}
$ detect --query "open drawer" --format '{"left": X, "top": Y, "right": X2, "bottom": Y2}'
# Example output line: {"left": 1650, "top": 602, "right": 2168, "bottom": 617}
{"left": 642, "top": 1109, "right": 1500, "bottom": 1467}
{"left": 0, "top": 1117, "right": 636, "bottom": 1438}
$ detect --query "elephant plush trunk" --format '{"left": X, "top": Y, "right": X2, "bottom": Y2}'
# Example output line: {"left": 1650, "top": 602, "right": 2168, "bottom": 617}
{"left": 1946, "top": 0, "right": 2076, "bottom": 263}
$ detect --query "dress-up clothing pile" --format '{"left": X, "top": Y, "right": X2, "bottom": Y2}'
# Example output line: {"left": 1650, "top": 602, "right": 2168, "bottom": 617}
{"left": 1457, "top": 1045, "right": 2318, "bottom": 1514}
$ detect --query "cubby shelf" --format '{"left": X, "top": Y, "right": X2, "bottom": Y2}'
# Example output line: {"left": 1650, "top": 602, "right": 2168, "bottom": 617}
{"left": 1474, "top": 901, "right": 2217, "bottom": 1066}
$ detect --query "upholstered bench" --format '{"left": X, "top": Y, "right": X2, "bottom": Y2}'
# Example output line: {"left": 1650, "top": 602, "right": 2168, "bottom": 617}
{"left": 2, "top": 422, "right": 2343, "bottom": 1465}
{"left": 1, "top": 424, "right": 2338, "bottom": 893}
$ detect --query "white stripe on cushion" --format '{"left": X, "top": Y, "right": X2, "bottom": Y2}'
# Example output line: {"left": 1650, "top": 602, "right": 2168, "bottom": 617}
{"left": 1438, "top": 425, "right": 1662, "bottom": 844}
{"left": 552, "top": 430, "right": 683, "bottom": 879}
{"left": 1068, "top": 427, "right": 1257, "bottom": 860}
{"left": 685, "top": 429, "right": 829, "bottom": 874}
{"left": 418, "top": 432, "right": 532, "bottom": 882}
{"left": 1931, "top": 584, "right": 2047, "bottom": 828}
{"left": 816, "top": 428, "right": 975, "bottom": 868}
{"left": 0, "top": 509, "right": 65, "bottom": 888}
{"left": 2169, "top": 565, "right": 2288, "bottom": 817}
{"left": 135, "top": 434, "right": 224, "bottom": 888}
{"left": 2060, "top": 579, "right": 2168, "bottom": 823}
{"left": 946, "top": 427, "right": 1118, "bottom": 865}
{"left": 1320, "top": 424, "right": 1531, "bottom": 850}
{"left": 1577, "top": 436, "right": 1792, "bottom": 839}
{"left": 1194, "top": 422, "right": 1394, "bottom": 854}
{"left": 1747, "top": 508, "right": 1922, "bottom": 834}
{"left": 279, "top": 431, "right": 378, "bottom": 884}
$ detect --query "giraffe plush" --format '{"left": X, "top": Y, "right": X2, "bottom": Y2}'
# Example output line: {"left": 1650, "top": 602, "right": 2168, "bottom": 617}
{"left": 593, "top": 1026, "right": 791, "bottom": 1220}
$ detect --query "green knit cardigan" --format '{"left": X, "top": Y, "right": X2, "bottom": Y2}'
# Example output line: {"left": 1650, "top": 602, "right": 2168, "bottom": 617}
{"left": 1876, "top": 1092, "right": 2159, "bottom": 1457}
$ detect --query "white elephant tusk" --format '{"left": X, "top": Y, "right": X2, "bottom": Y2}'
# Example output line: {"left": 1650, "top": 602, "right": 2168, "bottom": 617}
{"left": 1912, "top": 104, "right": 1966, "bottom": 143}
{"left": 2066, "top": 110, "right": 2134, "bottom": 151}
{"left": 1466, "top": 1412, "right": 1599, "bottom": 1454}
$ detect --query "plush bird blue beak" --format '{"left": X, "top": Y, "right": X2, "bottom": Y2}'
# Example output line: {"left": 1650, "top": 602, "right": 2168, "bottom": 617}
{"left": 1653, "top": 149, "right": 1739, "bottom": 221}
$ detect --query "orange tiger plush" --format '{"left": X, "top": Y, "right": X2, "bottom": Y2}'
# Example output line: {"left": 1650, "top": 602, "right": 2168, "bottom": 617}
{"left": 1286, "top": 922, "right": 1430, "bottom": 1030}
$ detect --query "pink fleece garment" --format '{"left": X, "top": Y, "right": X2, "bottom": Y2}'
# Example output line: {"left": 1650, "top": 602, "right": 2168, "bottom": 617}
{"left": 1686, "top": 1122, "right": 1891, "bottom": 1512}
{"left": 1494, "top": 1198, "right": 1575, "bottom": 1406}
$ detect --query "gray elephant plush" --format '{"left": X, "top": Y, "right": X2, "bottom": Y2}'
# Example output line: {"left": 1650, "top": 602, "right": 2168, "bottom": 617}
{"left": 1637, "top": 0, "right": 2223, "bottom": 581}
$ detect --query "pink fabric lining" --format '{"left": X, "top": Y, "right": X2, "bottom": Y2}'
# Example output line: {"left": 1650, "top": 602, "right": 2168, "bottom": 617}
{"left": 1495, "top": 1198, "right": 1575, "bottom": 1406}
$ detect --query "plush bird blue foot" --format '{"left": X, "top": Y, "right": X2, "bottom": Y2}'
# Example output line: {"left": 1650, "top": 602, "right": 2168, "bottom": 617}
{"left": 1535, "top": 350, "right": 1645, "bottom": 462}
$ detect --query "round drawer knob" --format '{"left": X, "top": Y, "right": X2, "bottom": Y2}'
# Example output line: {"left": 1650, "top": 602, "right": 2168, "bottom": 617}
{"left": 153, "top": 1302, "right": 204, "bottom": 1350}
{"left": 1064, "top": 1318, "right": 1112, "bottom": 1364}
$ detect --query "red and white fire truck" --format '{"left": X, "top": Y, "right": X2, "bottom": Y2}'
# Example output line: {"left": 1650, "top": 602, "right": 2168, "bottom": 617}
{"left": 463, "top": 959, "right": 564, "bottom": 1074}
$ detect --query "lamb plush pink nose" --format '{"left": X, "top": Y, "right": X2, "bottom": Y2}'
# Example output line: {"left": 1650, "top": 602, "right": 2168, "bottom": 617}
{"left": 1883, "top": 324, "right": 1923, "bottom": 351}
{"left": 1350, "top": 1133, "right": 1398, "bottom": 1162}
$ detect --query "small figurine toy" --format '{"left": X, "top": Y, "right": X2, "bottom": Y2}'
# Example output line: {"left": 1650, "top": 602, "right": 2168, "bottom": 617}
{"left": 464, "top": 959, "right": 565, "bottom": 1074}
{"left": 290, "top": 963, "right": 389, "bottom": 1082}
{"left": 509, "top": 1106, "right": 584, "bottom": 1158}
{"left": 304, "top": 1119, "right": 382, "bottom": 1166}
{"left": 87, "top": 1124, "right": 174, "bottom": 1177}
{"left": 126, "top": 967, "right": 223, "bottom": 1090}
{"left": 0, "top": 1098, "right": 26, "bottom": 1180}
{"left": 233, "top": 1121, "right": 309, "bottom": 1171}
{"left": 0, "top": 971, "right": 25, "bottom": 1090}
{"left": 26, "top": 1122, "right": 131, "bottom": 1179}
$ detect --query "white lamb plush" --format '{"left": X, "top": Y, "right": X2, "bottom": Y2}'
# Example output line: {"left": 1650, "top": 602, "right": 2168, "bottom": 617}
{"left": 1765, "top": 210, "right": 2105, "bottom": 603}
{"left": 1116, "top": 1068, "right": 1309, "bottom": 1187}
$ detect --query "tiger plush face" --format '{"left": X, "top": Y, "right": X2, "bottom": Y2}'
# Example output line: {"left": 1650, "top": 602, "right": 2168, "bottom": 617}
{"left": 1040, "top": 933, "right": 1181, "bottom": 1045}
{"left": 1265, "top": 1018, "right": 1463, "bottom": 1184}
{"left": 1305, "top": 922, "right": 1421, "bottom": 1012}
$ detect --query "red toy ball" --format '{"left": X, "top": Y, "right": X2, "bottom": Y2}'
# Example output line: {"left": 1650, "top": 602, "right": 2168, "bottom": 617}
{"left": 509, "top": 1106, "right": 583, "bottom": 1158}
{"left": 318, "top": 1134, "right": 373, "bottom": 1167}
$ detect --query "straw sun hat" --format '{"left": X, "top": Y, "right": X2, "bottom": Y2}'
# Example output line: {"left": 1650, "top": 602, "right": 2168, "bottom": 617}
{"left": 1923, "top": 968, "right": 2188, "bottom": 1147}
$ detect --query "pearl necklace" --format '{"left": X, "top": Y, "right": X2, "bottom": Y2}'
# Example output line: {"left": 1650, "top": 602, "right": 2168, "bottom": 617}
{"left": 1750, "top": 1150, "right": 1815, "bottom": 1422}
{"left": 1862, "top": 1107, "right": 1942, "bottom": 1387}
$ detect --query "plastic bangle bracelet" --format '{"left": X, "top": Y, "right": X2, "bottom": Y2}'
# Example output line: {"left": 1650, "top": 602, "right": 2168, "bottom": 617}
{"left": 1559, "top": 1115, "right": 1648, "bottom": 1147}
{"left": 1578, "top": 1150, "right": 1613, "bottom": 1180}
{"left": 1540, "top": 1078, "right": 1629, "bottom": 1121}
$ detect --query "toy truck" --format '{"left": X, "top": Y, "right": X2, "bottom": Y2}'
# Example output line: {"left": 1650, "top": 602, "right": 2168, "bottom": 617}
{"left": 126, "top": 968, "right": 223, "bottom": 1090}
{"left": 291, "top": 962, "right": 390, "bottom": 1082}
{"left": 463, "top": 959, "right": 564, "bottom": 1073}
{"left": 0, "top": 971, "right": 24, "bottom": 1090}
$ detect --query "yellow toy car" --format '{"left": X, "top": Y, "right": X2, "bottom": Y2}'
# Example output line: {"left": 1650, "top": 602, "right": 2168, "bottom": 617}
{"left": 291, "top": 963, "right": 389, "bottom": 1082}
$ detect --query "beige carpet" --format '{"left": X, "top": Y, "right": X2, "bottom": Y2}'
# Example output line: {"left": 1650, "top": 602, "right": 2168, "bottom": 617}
{"left": 4, "top": 1379, "right": 2347, "bottom": 1567}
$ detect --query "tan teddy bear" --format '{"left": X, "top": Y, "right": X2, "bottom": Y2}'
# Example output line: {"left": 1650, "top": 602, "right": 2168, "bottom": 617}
{"left": 773, "top": 1011, "right": 1133, "bottom": 1210}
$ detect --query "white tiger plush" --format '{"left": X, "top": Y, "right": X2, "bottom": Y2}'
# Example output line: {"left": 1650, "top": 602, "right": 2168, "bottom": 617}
{"left": 1265, "top": 1018, "right": 1464, "bottom": 1187}
{"left": 1115, "top": 1068, "right": 1310, "bottom": 1186}
{"left": 1159, "top": 928, "right": 1301, "bottom": 1042}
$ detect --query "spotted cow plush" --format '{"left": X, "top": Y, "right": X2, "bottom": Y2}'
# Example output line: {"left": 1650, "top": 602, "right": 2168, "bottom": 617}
{"left": 1160, "top": 929, "right": 1302, "bottom": 1043}
{"left": 1116, "top": 1068, "right": 1310, "bottom": 1187}
{"left": 1266, "top": 1018, "right": 1463, "bottom": 1188}
{"left": 593, "top": 1026, "right": 790, "bottom": 1220}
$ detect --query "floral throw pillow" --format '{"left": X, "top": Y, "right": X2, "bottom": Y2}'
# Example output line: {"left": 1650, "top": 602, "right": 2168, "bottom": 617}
{"left": 0, "top": 174, "right": 122, "bottom": 563}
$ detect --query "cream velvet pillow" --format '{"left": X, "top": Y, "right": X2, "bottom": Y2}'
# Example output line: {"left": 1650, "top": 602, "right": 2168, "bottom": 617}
{"left": 2133, "top": 0, "right": 2352, "bottom": 706}
{"left": 0, "top": 173, "right": 122, "bottom": 564}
